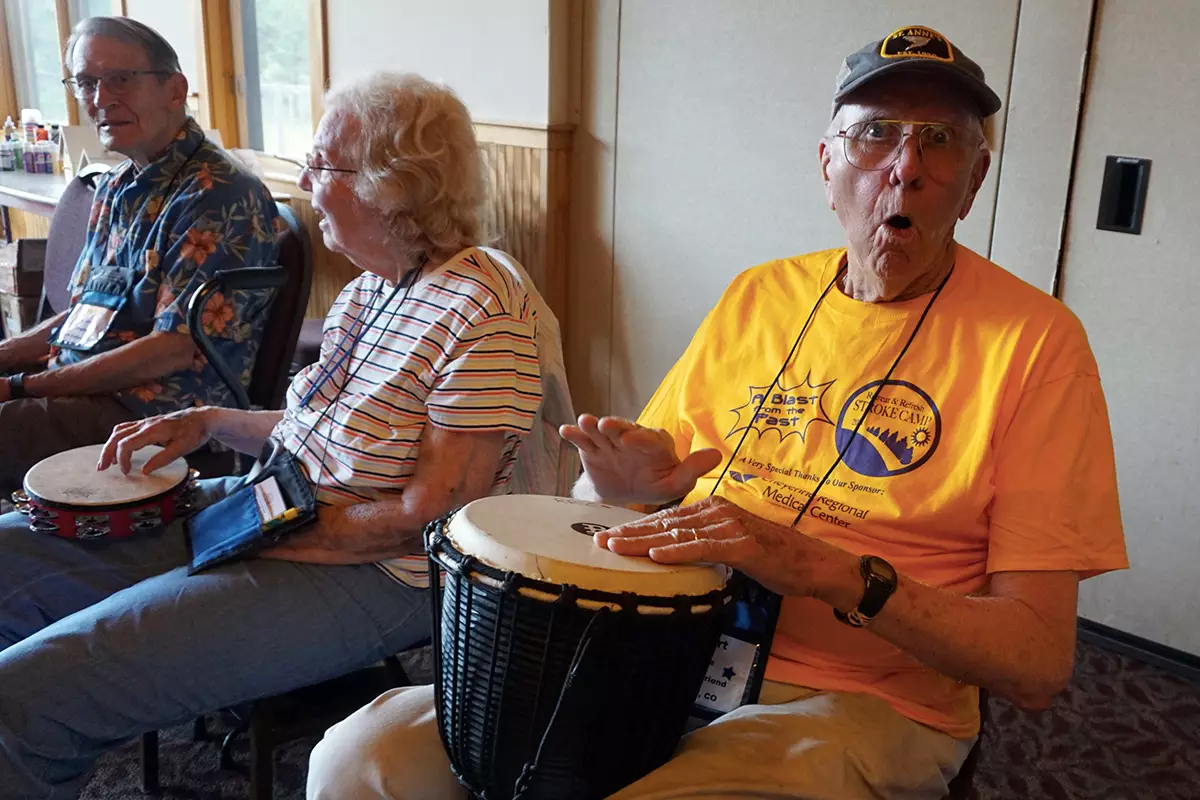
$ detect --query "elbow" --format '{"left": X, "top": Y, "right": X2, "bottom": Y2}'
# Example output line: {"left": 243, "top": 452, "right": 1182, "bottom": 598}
{"left": 1006, "top": 663, "right": 1073, "bottom": 711}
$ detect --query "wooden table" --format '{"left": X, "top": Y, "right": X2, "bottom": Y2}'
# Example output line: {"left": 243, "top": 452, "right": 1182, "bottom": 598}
{"left": 0, "top": 172, "right": 67, "bottom": 241}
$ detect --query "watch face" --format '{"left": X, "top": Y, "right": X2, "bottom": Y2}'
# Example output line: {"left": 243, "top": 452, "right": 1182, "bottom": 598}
{"left": 864, "top": 556, "right": 897, "bottom": 584}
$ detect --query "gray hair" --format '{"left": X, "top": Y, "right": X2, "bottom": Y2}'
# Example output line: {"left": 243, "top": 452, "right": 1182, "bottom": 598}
{"left": 63, "top": 16, "right": 182, "bottom": 74}
{"left": 323, "top": 73, "right": 487, "bottom": 265}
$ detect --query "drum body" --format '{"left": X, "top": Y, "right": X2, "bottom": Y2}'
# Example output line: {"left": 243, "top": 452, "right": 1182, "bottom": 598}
{"left": 13, "top": 444, "right": 196, "bottom": 540}
{"left": 427, "top": 495, "right": 732, "bottom": 800}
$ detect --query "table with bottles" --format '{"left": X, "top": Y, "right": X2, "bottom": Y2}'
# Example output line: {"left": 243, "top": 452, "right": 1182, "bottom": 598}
{"left": 0, "top": 170, "right": 67, "bottom": 242}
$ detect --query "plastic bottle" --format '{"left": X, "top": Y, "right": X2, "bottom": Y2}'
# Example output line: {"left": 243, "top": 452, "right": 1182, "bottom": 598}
{"left": 0, "top": 138, "right": 14, "bottom": 172}
{"left": 1, "top": 116, "right": 15, "bottom": 140}
{"left": 22, "top": 141, "right": 35, "bottom": 173}
{"left": 20, "top": 109, "right": 41, "bottom": 144}
{"left": 39, "top": 141, "right": 54, "bottom": 173}
{"left": 10, "top": 137, "right": 23, "bottom": 172}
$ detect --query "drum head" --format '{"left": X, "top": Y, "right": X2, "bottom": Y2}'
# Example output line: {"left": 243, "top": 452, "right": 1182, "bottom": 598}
{"left": 445, "top": 495, "right": 728, "bottom": 597}
{"left": 24, "top": 444, "right": 188, "bottom": 507}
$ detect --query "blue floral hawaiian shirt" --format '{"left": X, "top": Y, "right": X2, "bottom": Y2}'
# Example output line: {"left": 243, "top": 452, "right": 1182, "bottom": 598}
{"left": 51, "top": 118, "right": 284, "bottom": 417}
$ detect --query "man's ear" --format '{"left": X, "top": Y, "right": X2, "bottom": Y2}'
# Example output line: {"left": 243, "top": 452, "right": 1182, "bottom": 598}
{"left": 167, "top": 73, "right": 189, "bottom": 111}
{"left": 958, "top": 148, "right": 991, "bottom": 221}
{"left": 819, "top": 139, "right": 836, "bottom": 211}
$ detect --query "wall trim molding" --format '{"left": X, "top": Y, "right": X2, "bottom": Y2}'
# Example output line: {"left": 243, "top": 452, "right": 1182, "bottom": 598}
{"left": 474, "top": 121, "right": 575, "bottom": 151}
{"left": 1078, "top": 618, "right": 1200, "bottom": 685}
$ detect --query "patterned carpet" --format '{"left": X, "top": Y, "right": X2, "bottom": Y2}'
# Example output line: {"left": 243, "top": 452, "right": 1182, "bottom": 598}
{"left": 81, "top": 639, "right": 1200, "bottom": 799}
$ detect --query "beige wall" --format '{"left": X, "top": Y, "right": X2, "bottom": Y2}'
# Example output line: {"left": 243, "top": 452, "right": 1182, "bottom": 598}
{"left": 988, "top": 0, "right": 1092, "bottom": 291}
{"left": 326, "top": 0, "right": 555, "bottom": 125}
{"left": 1059, "top": 0, "right": 1200, "bottom": 655}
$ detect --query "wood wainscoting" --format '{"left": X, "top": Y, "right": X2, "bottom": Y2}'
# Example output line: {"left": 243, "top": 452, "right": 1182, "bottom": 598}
{"left": 2, "top": 121, "right": 573, "bottom": 345}
{"left": 265, "top": 121, "right": 574, "bottom": 335}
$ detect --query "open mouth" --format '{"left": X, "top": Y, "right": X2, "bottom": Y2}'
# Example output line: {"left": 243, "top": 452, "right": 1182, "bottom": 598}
{"left": 886, "top": 215, "right": 913, "bottom": 230}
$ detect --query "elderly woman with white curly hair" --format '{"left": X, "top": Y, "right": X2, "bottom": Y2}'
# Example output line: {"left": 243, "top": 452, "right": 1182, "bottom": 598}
{"left": 0, "top": 71, "right": 571, "bottom": 800}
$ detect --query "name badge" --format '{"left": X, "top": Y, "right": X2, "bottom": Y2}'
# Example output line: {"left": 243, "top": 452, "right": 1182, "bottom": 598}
{"left": 693, "top": 634, "right": 760, "bottom": 715}
{"left": 56, "top": 302, "right": 119, "bottom": 351}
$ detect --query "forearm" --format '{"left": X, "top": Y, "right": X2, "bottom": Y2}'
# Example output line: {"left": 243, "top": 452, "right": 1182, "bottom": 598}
{"left": 0, "top": 311, "right": 65, "bottom": 371}
{"left": 260, "top": 498, "right": 428, "bottom": 565}
{"left": 205, "top": 407, "right": 283, "bottom": 455}
{"left": 24, "top": 332, "right": 195, "bottom": 397}
{"left": 814, "top": 553, "right": 1074, "bottom": 707}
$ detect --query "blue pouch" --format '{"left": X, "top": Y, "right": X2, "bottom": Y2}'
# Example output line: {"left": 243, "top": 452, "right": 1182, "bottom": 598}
{"left": 186, "top": 439, "right": 317, "bottom": 574}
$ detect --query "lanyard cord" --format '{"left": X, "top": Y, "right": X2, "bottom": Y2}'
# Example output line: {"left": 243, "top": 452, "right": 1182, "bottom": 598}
{"left": 291, "top": 266, "right": 423, "bottom": 484}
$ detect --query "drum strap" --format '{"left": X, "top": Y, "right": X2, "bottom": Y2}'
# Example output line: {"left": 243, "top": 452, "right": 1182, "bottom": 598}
{"left": 511, "top": 610, "right": 607, "bottom": 798}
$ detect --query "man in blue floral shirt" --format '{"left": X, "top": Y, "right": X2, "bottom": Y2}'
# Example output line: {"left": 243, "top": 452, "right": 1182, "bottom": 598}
{"left": 0, "top": 16, "right": 281, "bottom": 491}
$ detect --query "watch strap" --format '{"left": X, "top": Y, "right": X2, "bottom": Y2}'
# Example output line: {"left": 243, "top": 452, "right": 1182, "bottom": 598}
{"left": 833, "top": 555, "right": 897, "bottom": 628}
{"left": 7, "top": 372, "right": 27, "bottom": 400}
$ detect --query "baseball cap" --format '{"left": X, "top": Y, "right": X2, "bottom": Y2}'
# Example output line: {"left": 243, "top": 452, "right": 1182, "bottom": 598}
{"left": 833, "top": 26, "right": 1002, "bottom": 118}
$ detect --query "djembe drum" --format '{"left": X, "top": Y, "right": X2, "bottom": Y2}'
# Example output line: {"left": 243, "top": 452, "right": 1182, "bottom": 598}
{"left": 426, "top": 494, "right": 732, "bottom": 799}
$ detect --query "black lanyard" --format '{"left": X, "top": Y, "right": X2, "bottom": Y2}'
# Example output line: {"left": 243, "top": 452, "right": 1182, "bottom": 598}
{"left": 291, "top": 266, "right": 424, "bottom": 487}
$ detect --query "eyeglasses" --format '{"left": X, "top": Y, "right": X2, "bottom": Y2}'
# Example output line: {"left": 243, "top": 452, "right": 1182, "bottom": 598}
{"left": 62, "top": 70, "right": 174, "bottom": 99}
{"left": 834, "top": 119, "right": 982, "bottom": 181}
{"left": 300, "top": 152, "right": 359, "bottom": 183}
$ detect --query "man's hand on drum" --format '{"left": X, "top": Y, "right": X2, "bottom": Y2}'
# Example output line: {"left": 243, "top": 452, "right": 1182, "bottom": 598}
{"left": 596, "top": 496, "right": 857, "bottom": 601}
{"left": 97, "top": 408, "right": 214, "bottom": 476}
{"left": 559, "top": 414, "right": 722, "bottom": 506}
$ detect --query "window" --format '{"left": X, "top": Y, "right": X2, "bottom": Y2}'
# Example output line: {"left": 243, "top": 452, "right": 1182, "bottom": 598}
{"left": 237, "top": 0, "right": 313, "bottom": 157}
{"left": 120, "top": 1, "right": 204, "bottom": 125}
{"left": 4, "top": 0, "right": 69, "bottom": 123}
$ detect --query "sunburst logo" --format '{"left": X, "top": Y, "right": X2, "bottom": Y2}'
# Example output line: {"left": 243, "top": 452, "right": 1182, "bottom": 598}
{"left": 726, "top": 372, "right": 835, "bottom": 443}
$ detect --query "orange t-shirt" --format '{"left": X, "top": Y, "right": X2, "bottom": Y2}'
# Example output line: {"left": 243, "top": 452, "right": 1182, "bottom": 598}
{"left": 637, "top": 244, "right": 1128, "bottom": 739}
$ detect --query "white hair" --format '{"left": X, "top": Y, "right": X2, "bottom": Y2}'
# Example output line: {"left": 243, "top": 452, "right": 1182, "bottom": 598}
{"left": 324, "top": 73, "right": 486, "bottom": 265}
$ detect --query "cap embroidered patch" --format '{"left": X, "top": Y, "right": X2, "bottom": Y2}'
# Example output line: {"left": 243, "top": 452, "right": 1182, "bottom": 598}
{"left": 880, "top": 26, "right": 955, "bottom": 62}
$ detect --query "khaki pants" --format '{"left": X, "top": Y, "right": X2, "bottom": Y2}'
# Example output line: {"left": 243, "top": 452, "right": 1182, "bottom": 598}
{"left": 0, "top": 395, "right": 138, "bottom": 495}
{"left": 306, "top": 682, "right": 974, "bottom": 800}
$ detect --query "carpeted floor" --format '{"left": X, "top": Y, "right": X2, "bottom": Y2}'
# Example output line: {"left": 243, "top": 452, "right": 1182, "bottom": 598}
{"left": 82, "top": 639, "right": 1200, "bottom": 799}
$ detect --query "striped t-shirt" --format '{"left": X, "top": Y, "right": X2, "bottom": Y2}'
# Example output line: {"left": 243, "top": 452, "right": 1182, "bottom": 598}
{"left": 271, "top": 246, "right": 543, "bottom": 586}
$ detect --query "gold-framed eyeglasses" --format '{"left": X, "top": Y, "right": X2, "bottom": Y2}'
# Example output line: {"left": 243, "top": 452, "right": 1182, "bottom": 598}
{"left": 834, "top": 119, "right": 982, "bottom": 181}
{"left": 62, "top": 70, "right": 174, "bottom": 99}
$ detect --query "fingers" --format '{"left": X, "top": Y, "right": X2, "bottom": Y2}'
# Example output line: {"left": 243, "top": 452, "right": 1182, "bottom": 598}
{"left": 666, "top": 448, "right": 723, "bottom": 495}
{"left": 596, "top": 500, "right": 724, "bottom": 547}
{"left": 97, "top": 420, "right": 147, "bottom": 472}
{"left": 647, "top": 536, "right": 751, "bottom": 565}
{"left": 140, "top": 440, "right": 191, "bottom": 475}
{"left": 113, "top": 423, "right": 174, "bottom": 475}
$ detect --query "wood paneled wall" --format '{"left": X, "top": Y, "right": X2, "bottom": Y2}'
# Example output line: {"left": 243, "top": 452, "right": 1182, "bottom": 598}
{"left": 283, "top": 123, "right": 574, "bottom": 334}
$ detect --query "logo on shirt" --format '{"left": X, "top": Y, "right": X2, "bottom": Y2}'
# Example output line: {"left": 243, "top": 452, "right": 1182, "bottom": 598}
{"left": 726, "top": 373, "right": 835, "bottom": 443}
{"left": 835, "top": 380, "right": 941, "bottom": 477}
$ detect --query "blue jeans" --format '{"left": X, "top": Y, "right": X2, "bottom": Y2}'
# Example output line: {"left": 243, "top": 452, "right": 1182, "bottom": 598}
{"left": 0, "top": 478, "right": 431, "bottom": 799}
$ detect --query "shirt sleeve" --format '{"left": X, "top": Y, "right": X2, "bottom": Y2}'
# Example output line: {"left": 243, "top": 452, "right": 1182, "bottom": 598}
{"left": 987, "top": 370, "right": 1128, "bottom": 578}
{"left": 426, "top": 311, "right": 542, "bottom": 433}
{"left": 150, "top": 180, "right": 282, "bottom": 341}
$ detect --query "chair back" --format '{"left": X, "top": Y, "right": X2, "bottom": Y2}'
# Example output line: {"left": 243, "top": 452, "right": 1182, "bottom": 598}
{"left": 248, "top": 202, "right": 312, "bottom": 409}
{"left": 39, "top": 173, "right": 101, "bottom": 320}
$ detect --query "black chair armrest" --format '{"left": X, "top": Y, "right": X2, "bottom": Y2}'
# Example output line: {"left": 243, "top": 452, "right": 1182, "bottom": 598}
{"left": 186, "top": 267, "right": 288, "bottom": 411}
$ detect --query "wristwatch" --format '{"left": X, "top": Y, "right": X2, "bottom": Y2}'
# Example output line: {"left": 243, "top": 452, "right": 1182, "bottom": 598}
{"left": 834, "top": 555, "right": 897, "bottom": 628}
{"left": 6, "top": 373, "right": 28, "bottom": 400}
